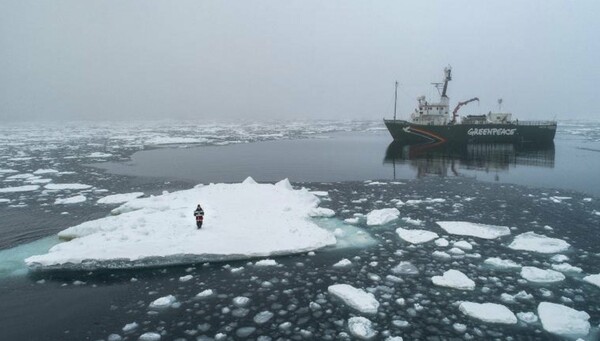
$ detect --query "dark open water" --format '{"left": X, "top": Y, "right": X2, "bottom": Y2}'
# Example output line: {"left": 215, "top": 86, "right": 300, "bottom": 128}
{"left": 0, "top": 121, "right": 599, "bottom": 341}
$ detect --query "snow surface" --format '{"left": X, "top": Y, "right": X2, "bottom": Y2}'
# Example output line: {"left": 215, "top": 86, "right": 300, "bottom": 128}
{"left": 97, "top": 192, "right": 144, "bottom": 204}
{"left": 395, "top": 228, "right": 438, "bottom": 244}
{"left": 459, "top": 302, "right": 517, "bottom": 324}
{"left": 54, "top": 195, "right": 86, "bottom": 205}
{"left": 365, "top": 208, "right": 399, "bottom": 226}
{"left": 538, "top": 302, "right": 590, "bottom": 337}
{"left": 436, "top": 221, "right": 511, "bottom": 239}
{"left": 431, "top": 269, "right": 475, "bottom": 290}
{"left": 520, "top": 266, "right": 565, "bottom": 283}
{"left": 25, "top": 178, "right": 337, "bottom": 269}
{"left": 328, "top": 284, "right": 379, "bottom": 314}
{"left": 508, "top": 232, "right": 570, "bottom": 253}
{"left": 0, "top": 185, "right": 39, "bottom": 193}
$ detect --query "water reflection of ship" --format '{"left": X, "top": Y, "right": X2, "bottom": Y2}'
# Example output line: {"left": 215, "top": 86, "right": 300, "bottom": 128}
{"left": 384, "top": 141, "right": 555, "bottom": 178}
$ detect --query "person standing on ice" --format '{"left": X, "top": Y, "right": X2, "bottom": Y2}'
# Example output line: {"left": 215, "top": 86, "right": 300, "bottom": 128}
{"left": 194, "top": 204, "right": 204, "bottom": 229}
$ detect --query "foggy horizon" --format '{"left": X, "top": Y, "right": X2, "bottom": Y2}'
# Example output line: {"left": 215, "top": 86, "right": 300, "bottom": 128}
{"left": 1, "top": 0, "right": 599, "bottom": 122}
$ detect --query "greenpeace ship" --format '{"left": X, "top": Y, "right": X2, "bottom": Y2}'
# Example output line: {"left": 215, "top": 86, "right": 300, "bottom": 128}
{"left": 384, "top": 67, "right": 557, "bottom": 144}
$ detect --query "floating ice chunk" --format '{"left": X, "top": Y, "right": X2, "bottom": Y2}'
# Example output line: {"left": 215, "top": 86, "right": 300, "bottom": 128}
{"left": 107, "top": 333, "right": 122, "bottom": 341}
{"left": 344, "top": 217, "right": 359, "bottom": 225}
{"left": 459, "top": 302, "right": 517, "bottom": 324}
{"left": 366, "top": 208, "right": 399, "bottom": 226}
{"left": 233, "top": 296, "right": 250, "bottom": 307}
{"left": 391, "top": 261, "right": 419, "bottom": 275}
{"left": 309, "top": 207, "right": 335, "bottom": 217}
{"left": 431, "top": 269, "right": 475, "bottom": 290}
{"left": 97, "top": 192, "right": 144, "bottom": 204}
{"left": 195, "top": 289, "right": 214, "bottom": 298}
{"left": 583, "top": 274, "right": 600, "bottom": 289}
{"left": 54, "top": 195, "right": 86, "bottom": 205}
{"left": 550, "top": 254, "right": 569, "bottom": 263}
{"left": 453, "top": 241, "right": 472, "bottom": 250}
{"left": 432, "top": 251, "right": 451, "bottom": 259}
{"left": 87, "top": 152, "right": 113, "bottom": 158}
{"left": 122, "top": 322, "right": 138, "bottom": 333}
{"left": 0, "top": 199, "right": 10, "bottom": 204}
{"left": 309, "top": 191, "right": 328, "bottom": 197}
{"left": 26, "top": 180, "right": 336, "bottom": 269}
{"left": 138, "top": 332, "right": 161, "bottom": 341}
{"left": 145, "top": 137, "right": 208, "bottom": 145}
{"left": 45, "top": 183, "right": 92, "bottom": 190}
{"left": 0, "top": 169, "right": 18, "bottom": 174}
{"left": 436, "top": 221, "right": 511, "bottom": 239}
{"left": 538, "top": 302, "right": 590, "bottom": 337}
{"left": 179, "top": 275, "right": 193, "bottom": 282}
{"left": 551, "top": 263, "right": 582, "bottom": 273}
{"left": 347, "top": 316, "right": 377, "bottom": 340}
{"left": 149, "top": 295, "right": 177, "bottom": 309}
{"left": 333, "top": 258, "right": 352, "bottom": 268}
{"left": 395, "top": 228, "right": 438, "bottom": 244}
{"left": 434, "top": 238, "right": 449, "bottom": 247}
{"left": 253, "top": 311, "right": 274, "bottom": 324}
{"left": 453, "top": 323, "right": 467, "bottom": 333}
{"left": 328, "top": 284, "right": 379, "bottom": 314}
{"left": 254, "top": 259, "right": 277, "bottom": 266}
{"left": 33, "top": 169, "right": 59, "bottom": 175}
{"left": 0, "top": 185, "right": 39, "bottom": 193}
{"left": 402, "top": 217, "right": 423, "bottom": 226}
{"left": 483, "top": 257, "right": 522, "bottom": 269}
{"left": 6, "top": 173, "right": 36, "bottom": 180}
{"left": 520, "top": 266, "right": 565, "bottom": 283}
{"left": 509, "top": 232, "right": 570, "bottom": 254}
{"left": 517, "top": 312, "right": 538, "bottom": 324}
{"left": 448, "top": 247, "right": 465, "bottom": 255}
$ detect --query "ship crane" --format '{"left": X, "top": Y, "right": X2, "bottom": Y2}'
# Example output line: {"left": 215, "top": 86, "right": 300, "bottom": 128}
{"left": 450, "top": 97, "right": 479, "bottom": 124}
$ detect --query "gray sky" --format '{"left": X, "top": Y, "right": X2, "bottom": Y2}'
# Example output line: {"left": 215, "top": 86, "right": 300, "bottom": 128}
{"left": 1, "top": 0, "right": 598, "bottom": 121}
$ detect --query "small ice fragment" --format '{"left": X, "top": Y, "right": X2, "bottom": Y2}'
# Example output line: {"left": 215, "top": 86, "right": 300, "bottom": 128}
{"left": 483, "top": 257, "right": 521, "bottom": 269}
{"left": 538, "top": 302, "right": 590, "bottom": 337}
{"left": 253, "top": 311, "right": 274, "bottom": 324}
{"left": 459, "top": 302, "right": 517, "bottom": 324}
{"left": 333, "top": 259, "right": 352, "bottom": 268}
{"left": 195, "top": 289, "right": 214, "bottom": 298}
{"left": 551, "top": 263, "right": 582, "bottom": 273}
{"left": 431, "top": 269, "right": 475, "bottom": 290}
{"left": 122, "top": 322, "right": 138, "bottom": 333}
{"left": 347, "top": 316, "right": 377, "bottom": 340}
{"left": 366, "top": 208, "right": 399, "bottom": 226}
{"left": 179, "top": 275, "right": 193, "bottom": 282}
{"left": 434, "top": 238, "right": 449, "bottom": 247}
{"left": 233, "top": 296, "right": 250, "bottom": 307}
{"left": 509, "top": 232, "right": 570, "bottom": 253}
{"left": 395, "top": 228, "right": 438, "bottom": 244}
{"left": 453, "top": 240, "right": 472, "bottom": 250}
{"left": 391, "top": 261, "right": 419, "bottom": 275}
{"left": 149, "top": 295, "right": 177, "bottom": 309}
{"left": 520, "top": 266, "right": 565, "bottom": 283}
{"left": 254, "top": 259, "right": 277, "bottom": 266}
{"left": 138, "top": 332, "right": 161, "bottom": 341}
{"left": 517, "top": 312, "right": 538, "bottom": 324}
{"left": 436, "top": 221, "right": 511, "bottom": 239}
{"left": 328, "top": 284, "right": 379, "bottom": 314}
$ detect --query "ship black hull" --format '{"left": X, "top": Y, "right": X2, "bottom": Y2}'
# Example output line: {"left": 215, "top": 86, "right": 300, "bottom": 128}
{"left": 384, "top": 120, "right": 557, "bottom": 144}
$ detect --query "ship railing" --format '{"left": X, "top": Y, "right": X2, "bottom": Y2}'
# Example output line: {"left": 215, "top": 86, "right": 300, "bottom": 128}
{"left": 513, "top": 120, "right": 557, "bottom": 126}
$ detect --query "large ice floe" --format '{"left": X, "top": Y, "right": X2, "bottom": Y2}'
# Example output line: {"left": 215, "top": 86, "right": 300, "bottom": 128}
{"left": 25, "top": 178, "right": 341, "bottom": 269}
{"left": 520, "top": 266, "right": 565, "bottom": 283}
{"left": 436, "top": 221, "right": 511, "bottom": 239}
{"left": 508, "top": 232, "right": 570, "bottom": 253}
{"left": 458, "top": 302, "right": 517, "bottom": 324}
{"left": 538, "top": 302, "right": 590, "bottom": 338}
{"left": 365, "top": 208, "right": 399, "bottom": 226}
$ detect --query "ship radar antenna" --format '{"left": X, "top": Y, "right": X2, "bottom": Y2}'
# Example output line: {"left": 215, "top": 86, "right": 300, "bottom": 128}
{"left": 393, "top": 81, "right": 399, "bottom": 120}
{"left": 498, "top": 98, "right": 503, "bottom": 111}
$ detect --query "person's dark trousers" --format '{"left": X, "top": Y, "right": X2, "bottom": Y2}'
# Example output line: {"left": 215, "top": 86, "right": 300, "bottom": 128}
{"left": 197, "top": 221, "right": 203, "bottom": 229}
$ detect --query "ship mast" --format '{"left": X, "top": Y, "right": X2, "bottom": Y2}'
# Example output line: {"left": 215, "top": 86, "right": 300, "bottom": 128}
{"left": 393, "top": 81, "right": 398, "bottom": 120}
{"left": 441, "top": 66, "right": 452, "bottom": 98}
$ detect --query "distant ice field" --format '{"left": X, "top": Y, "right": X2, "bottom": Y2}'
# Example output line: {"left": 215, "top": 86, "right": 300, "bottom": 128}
{"left": 0, "top": 120, "right": 599, "bottom": 340}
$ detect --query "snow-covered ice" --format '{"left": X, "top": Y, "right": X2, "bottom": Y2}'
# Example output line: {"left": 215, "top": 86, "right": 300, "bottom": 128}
{"left": 254, "top": 259, "right": 277, "bottom": 266}
{"left": 453, "top": 240, "right": 473, "bottom": 250}
{"left": 583, "top": 274, "right": 600, "bottom": 289}
{"left": 0, "top": 185, "right": 40, "bottom": 193}
{"left": 347, "top": 316, "right": 377, "bottom": 340}
{"left": 391, "top": 261, "right": 419, "bottom": 275}
{"left": 538, "top": 302, "right": 590, "bottom": 337}
{"left": 520, "top": 266, "right": 565, "bottom": 283}
{"left": 149, "top": 295, "right": 177, "bottom": 309}
{"left": 45, "top": 183, "right": 92, "bottom": 190}
{"left": 483, "top": 257, "right": 522, "bottom": 269}
{"left": 436, "top": 221, "right": 511, "bottom": 239}
{"left": 431, "top": 269, "right": 475, "bottom": 290}
{"left": 328, "top": 284, "right": 379, "bottom": 314}
{"left": 54, "top": 195, "right": 86, "bottom": 205}
{"left": 551, "top": 263, "right": 582, "bottom": 273}
{"left": 97, "top": 192, "right": 144, "bottom": 204}
{"left": 508, "top": 232, "right": 570, "bottom": 253}
{"left": 395, "top": 227, "right": 438, "bottom": 244}
{"left": 25, "top": 178, "right": 337, "bottom": 269}
{"left": 459, "top": 302, "right": 517, "bottom": 324}
{"left": 333, "top": 258, "right": 352, "bottom": 268}
{"left": 365, "top": 208, "right": 399, "bottom": 226}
